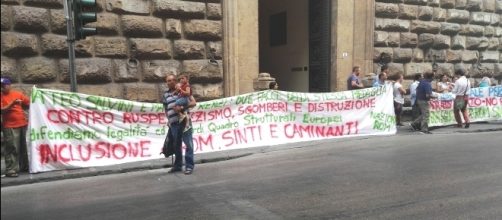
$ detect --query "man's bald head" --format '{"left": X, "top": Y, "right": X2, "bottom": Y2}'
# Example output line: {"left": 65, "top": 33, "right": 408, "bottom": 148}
{"left": 166, "top": 74, "right": 177, "bottom": 89}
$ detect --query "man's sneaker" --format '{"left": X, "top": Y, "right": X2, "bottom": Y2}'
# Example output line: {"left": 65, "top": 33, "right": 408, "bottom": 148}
{"left": 420, "top": 130, "right": 432, "bottom": 134}
{"left": 410, "top": 123, "right": 419, "bottom": 131}
{"left": 184, "top": 168, "right": 193, "bottom": 175}
{"left": 5, "top": 172, "right": 18, "bottom": 178}
{"left": 465, "top": 123, "right": 470, "bottom": 129}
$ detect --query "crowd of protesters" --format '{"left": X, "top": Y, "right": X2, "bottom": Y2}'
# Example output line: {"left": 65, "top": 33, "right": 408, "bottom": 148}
{"left": 0, "top": 66, "right": 498, "bottom": 177}
{"left": 346, "top": 66, "right": 499, "bottom": 134}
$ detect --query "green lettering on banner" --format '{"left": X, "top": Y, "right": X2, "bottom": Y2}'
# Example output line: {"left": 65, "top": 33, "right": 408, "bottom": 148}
{"left": 155, "top": 126, "right": 167, "bottom": 135}
{"left": 429, "top": 110, "right": 455, "bottom": 124}
{"left": 235, "top": 94, "right": 253, "bottom": 105}
{"left": 86, "top": 96, "right": 135, "bottom": 112}
{"left": 139, "top": 103, "right": 148, "bottom": 112}
{"left": 31, "top": 88, "right": 45, "bottom": 104}
{"left": 311, "top": 92, "right": 351, "bottom": 101}
{"left": 243, "top": 113, "right": 297, "bottom": 126}
{"left": 352, "top": 86, "right": 386, "bottom": 100}
{"left": 208, "top": 121, "right": 239, "bottom": 133}
{"left": 197, "top": 99, "right": 228, "bottom": 110}
{"left": 192, "top": 123, "right": 205, "bottom": 134}
{"left": 150, "top": 104, "right": 164, "bottom": 113}
{"left": 31, "top": 89, "right": 81, "bottom": 107}
{"left": 30, "top": 126, "right": 98, "bottom": 141}
{"left": 492, "top": 106, "right": 502, "bottom": 118}
{"left": 107, "top": 124, "right": 149, "bottom": 141}
{"left": 430, "top": 106, "right": 501, "bottom": 126}
{"left": 370, "top": 111, "right": 395, "bottom": 131}
{"left": 469, "top": 107, "right": 489, "bottom": 120}
{"left": 302, "top": 113, "right": 342, "bottom": 126}
{"left": 287, "top": 93, "right": 308, "bottom": 102}
{"left": 255, "top": 90, "right": 281, "bottom": 102}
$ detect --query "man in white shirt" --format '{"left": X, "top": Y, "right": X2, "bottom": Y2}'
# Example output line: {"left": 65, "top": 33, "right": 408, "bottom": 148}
{"left": 393, "top": 74, "right": 406, "bottom": 126}
{"left": 451, "top": 69, "right": 471, "bottom": 128}
{"left": 409, "top": 73, "right": 422, "bottom": 121}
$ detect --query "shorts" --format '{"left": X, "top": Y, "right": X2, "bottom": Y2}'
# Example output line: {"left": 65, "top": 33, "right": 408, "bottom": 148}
{"left": 454, "top": 96, "right": 467, "bottom": 111}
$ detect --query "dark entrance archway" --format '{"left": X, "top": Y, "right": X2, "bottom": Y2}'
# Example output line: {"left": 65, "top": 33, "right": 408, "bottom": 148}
{"left": 259, "top": 0, "right": 332, "bottom": 92}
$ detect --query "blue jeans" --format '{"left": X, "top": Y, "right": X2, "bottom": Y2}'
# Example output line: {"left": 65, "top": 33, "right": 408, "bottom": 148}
{"left": 168, "top": 122, "right": 195, "bottom": 170}
{"left": 167, "top": 122, "right": 184, "bottom": 169}
{"left": 183, "top": 128, "right": 195, "bottom": 170}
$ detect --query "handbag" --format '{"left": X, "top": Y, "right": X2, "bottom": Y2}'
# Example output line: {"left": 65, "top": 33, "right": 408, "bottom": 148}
{"left": 161, "top": 132, "right": 174, "bottom": 158}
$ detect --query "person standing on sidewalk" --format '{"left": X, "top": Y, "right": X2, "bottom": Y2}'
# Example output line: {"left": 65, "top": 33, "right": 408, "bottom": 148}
{"left": 451, "top": 69, "right": 471, "bottom": 128}
{"left": 347, "top": 66, "right": 364, "bottom": 90}
{"left": 411, "top": 72, "right": 436, "bottom": 134}
{"left": 393, "top": 74, "right": 406, "bottom": 126}
{"left": 409, "top": 73, "right": 423, "bottom": 121}
{"left": 162, "top": 74, "right": 196, "bottom": 175}
{"left": 436, "top": 74, "right": 451, "bottom": 93}
{"left": 1, "top": 78, "right": 30, "bottom": 177}
{"left": 174, "top": 91, "right": 197, "bottom": 175}
{"left": 478, "top": 73, "right": 492, "bottom": 88}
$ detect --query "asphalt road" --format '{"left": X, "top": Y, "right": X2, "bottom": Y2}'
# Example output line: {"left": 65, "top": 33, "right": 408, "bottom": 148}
{"left": 2, "top": 131, "right": 502, "bottom": 220}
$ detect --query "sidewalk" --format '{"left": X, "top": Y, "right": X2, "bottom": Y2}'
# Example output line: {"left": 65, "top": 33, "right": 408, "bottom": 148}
{"left": 0, "top": 148, "right": 258, "bottom": 187}
{"left": 398, "top": 120, "right": 502, "bottom": 134}
{"left": 2, "top": 121, "right": 501, "bottom": 187}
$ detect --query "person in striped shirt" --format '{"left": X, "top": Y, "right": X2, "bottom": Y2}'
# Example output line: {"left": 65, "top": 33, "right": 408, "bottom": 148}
{"left": 162, "top": 74, "right": 197, "bottom": 175}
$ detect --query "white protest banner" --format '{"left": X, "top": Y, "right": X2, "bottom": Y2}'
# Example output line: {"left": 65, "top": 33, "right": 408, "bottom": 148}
{"left": 29, "top": 85, "right": 396, "bottom": 173}
{"left": 429, "top": 86, "right": 502, "bottom": 127}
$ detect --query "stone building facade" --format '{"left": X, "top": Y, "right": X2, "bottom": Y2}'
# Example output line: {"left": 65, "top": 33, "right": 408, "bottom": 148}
{"left": 374, "top": 0, "right": 502, "bottom": 86}
{"left": 1, "top": 0, "right": 223, "bottom": 102}
{"left": 1, "top": 0, "right": 501, "bottom": 103}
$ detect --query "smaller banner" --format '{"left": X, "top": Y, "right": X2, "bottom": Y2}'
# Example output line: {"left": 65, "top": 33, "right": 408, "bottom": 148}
{"left": 429, "top": 86, "right": 502, "bottom": 127}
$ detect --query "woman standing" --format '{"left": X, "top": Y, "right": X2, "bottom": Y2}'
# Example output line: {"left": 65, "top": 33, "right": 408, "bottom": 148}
{"left": 479, "top": 74, "right": 492, "bottom": 87}
{"left": 436, "top": 74, "right": 451, "bottom": 93}
{"left": 393, "top": 74, "right": 406, "bottom": 126}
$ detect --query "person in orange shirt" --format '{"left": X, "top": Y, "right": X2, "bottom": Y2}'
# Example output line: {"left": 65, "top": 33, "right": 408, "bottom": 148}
{"left": 1, "top": 77, "right": 30, "bottom": 177}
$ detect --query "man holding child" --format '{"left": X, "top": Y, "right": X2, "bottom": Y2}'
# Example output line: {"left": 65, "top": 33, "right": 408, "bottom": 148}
{"left": 162, "top": 74, "right": 196, "bottom": 175}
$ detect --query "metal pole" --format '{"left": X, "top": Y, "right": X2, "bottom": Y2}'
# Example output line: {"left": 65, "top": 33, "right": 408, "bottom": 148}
{"left": 64, "top": 0, "right": 78, "bottom": 92}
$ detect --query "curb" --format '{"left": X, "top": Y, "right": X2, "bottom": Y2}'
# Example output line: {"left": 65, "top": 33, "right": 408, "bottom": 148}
{"left": 0, "top": 153, "right": 253, "bottom": 188}
{"left": 455, "top": 127, "right": 502, "bottom": 133}
{"left": 426, "top": 121, "right": 502, "bottom": 133}
{"left": 2, "top": 124, "right": 501, "bottom": 187}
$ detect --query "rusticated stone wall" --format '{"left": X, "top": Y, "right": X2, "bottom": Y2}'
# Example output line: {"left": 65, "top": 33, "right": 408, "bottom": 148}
{"left": 1, "top": 0, "right": 223, "bottom": 102}
{"left": 373, "top": 0, "right": 502, "bottom": 87}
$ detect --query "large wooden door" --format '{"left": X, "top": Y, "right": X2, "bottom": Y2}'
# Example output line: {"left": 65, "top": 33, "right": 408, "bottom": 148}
{"left": 308, "top": 0, "right": 331, "bottom": 92}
